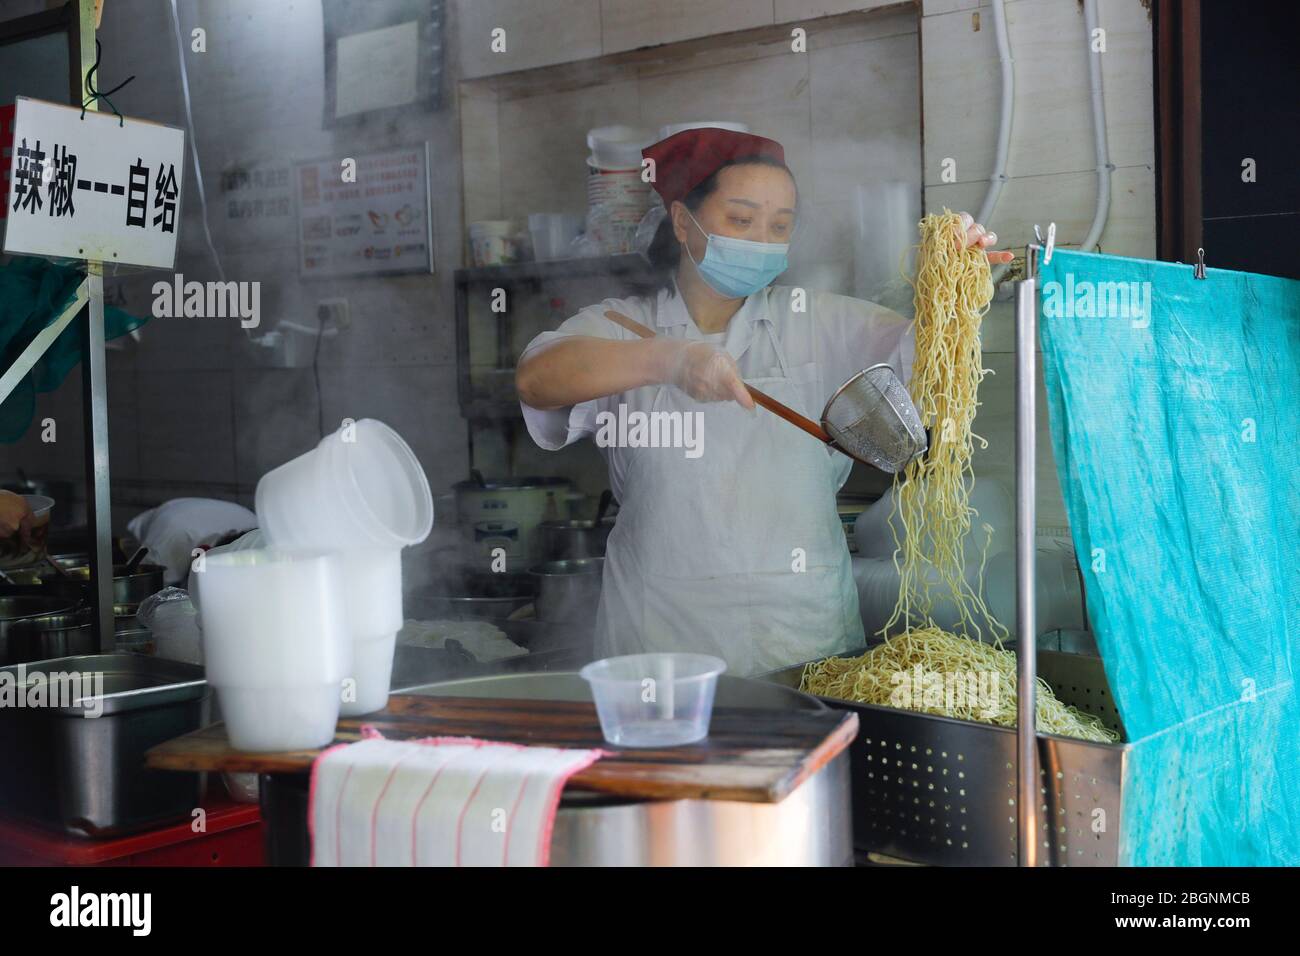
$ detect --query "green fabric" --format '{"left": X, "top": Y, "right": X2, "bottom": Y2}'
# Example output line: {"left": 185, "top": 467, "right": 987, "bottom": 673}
{"left": 0, "top": 258, "right": 148, "bottom": 442}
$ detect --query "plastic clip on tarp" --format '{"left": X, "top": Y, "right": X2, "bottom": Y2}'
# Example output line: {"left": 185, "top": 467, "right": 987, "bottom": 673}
{"left": 0, "top": 258, "right": 148, "bottom": 442}
{"left": 1038, "top": 249, "right": 1300, "bottom": 866}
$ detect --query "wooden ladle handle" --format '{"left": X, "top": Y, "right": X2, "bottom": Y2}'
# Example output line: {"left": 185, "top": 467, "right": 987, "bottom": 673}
{"left": 744, "top": 385, "right": 833, "bottom": 443}
{"left": 603, "top": 310, "right": 833, "bottom": 444}
{"left": 603, "top": 310, "right": 656, "bottom": 339}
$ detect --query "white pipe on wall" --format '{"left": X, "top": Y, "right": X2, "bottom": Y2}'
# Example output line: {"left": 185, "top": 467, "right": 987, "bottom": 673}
{"left": 1080, "top": 0, "right": 1113, "bottom": 253}
{"left": 976, "top": 0, "right": 1015, "bottom": 229}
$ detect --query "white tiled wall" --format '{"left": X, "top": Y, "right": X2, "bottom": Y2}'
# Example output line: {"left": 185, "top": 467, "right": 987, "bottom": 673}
{"left": 920, "top": 0, "right": 1156, "bottom": 529}
{"left": 455, "top": 0, "right": 916, "bottom": 76}
{"left": 459, "top": 5, "right": 924, "bottom": 306}
{"left": 457, "top": 5, "right": 925, "bottom": 493}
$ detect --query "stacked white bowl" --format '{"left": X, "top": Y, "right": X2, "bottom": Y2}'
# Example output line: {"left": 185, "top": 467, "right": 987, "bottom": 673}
{"left": 196, "top": 419, "right": 433, "bottom": 751}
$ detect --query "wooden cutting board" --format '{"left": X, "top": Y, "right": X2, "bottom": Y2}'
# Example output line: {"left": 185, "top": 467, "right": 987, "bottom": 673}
{"left": 146, "top": 694, "right": 858, "bottom": 804}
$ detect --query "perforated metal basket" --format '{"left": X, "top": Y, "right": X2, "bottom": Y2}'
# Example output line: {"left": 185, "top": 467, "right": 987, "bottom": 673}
{"left": 821, "top": 364, "right": 927, "bottom": 474}
{"left": 761, "top": 646, "right": 1131, "bottom": 867}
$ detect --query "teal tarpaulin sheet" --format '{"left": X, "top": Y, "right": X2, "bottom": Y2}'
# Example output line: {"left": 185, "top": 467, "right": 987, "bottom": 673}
{"left": 1039, "top": 249, "right": 1300, "bottom": 866}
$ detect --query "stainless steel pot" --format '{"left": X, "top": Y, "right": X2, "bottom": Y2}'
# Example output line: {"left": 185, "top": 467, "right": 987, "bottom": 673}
{"left": 7, "top": 558, "right": 165, "bottom": 611}
{"left": 418, "top": 672, "right": 849, "bottom": 865}
{"left": 416, "top": 571, "right": 536, "bottom": 621}
{"left": 51, "top": 561, "right": 166, "bottom": 610}
{"left": 529, "top": 557, "right": 603, "bottom": 624}
{"left": 0, "top": 653, "right": 209, "bottom": 835}
{"left": 3, "top": 606, "right": 95, "bottom": 665}
{"left": 0, "top": 595, "right": 80, "bottom": 665}
{"left": 539, "top": 518, "right": 614, "bottom": 561}
{"left": 261, "top": 671, "right": 852, "bottom": 866}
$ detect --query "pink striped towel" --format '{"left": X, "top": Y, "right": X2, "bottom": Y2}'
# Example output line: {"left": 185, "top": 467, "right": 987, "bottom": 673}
{"left": 308, "top": 729, "right": 606, "bottom": 867}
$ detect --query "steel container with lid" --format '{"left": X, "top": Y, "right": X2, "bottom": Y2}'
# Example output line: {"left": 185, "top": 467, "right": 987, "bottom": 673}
{"left": 453, "top": 476, "right": 572, "bottom": 565}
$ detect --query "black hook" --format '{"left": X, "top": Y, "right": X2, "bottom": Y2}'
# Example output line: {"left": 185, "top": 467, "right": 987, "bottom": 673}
{"left": 80, "top": 39, "right": 135, "bottom": 126}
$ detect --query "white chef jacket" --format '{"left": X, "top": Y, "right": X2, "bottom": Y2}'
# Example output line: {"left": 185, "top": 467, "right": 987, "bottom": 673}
{"left": 520, "top": 283, "right": 915, "bottom": 493}
{"left": 519, "top": 281, "right": 915, "bottom": 675}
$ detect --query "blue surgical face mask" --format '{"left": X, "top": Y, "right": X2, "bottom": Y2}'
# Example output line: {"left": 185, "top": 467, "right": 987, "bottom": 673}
{"left": 684, "top": 209, "right": 790, "bottom": 299}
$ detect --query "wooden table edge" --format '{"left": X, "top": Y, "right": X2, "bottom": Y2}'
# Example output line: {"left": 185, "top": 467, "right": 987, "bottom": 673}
{"left": 146, "top": 699, "right": 861, "bottom": 805}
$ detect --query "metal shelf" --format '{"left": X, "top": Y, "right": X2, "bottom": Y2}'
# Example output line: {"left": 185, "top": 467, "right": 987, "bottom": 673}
{"left": 454, "top": 254, "right": 657, "bottom": 423}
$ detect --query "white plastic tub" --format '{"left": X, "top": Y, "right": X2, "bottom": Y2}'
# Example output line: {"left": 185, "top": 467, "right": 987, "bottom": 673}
{"left": 196, "top": 548, "right": 350, "bottom": 751}
{"left": 255, "top": 419, "right": 433, "bottom": 553}
{"left": 579, "top": 653, "right": 726, "bottom": 748}
{"left": 254, "top": 419, "right": 433, "bottom": 720}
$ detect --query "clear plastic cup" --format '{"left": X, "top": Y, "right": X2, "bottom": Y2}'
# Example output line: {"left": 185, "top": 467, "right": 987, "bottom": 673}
{"left": 528, "top": 213, "right": 582, "bottom": 260}
{"left": 579, "top": 653, "right": 726, "bottom": 748}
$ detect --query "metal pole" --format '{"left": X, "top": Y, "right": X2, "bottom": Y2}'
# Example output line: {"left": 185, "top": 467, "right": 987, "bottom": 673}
{"left": 70, "top": 0, "right": 115, "bottom": 652}
{"left": 1015, "top": 246, "right": 1040, "bottom": 866}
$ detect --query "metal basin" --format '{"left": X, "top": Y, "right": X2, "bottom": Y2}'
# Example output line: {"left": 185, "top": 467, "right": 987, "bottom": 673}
{"left": 0, "top": 653, "right": 209, "bottom": 835}
{"left": 760, "top": 646, "right": 1129, "bottom": 867}
{"left": 414, "top": 571, "right": 536, "bottom": 621}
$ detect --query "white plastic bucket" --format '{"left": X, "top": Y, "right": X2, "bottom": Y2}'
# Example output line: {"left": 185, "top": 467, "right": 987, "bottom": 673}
{"left": 196, "top": 548, "right": 349, "bottom": 752}
{"left": 586, "top": 125, "right": 651, "bottom": 171}
{"left": 585, "top": 164, "right": 651, "bottom": 254}
{"left": 256, "top": 419, "right": 433, "bottom": 552}
{"left": 468, "top": 219, "right": 519, "bottom": 267}
{"left": 584, "top": 127, "right": 652, "bottom": 256}
{"left": 342, "top": 630, "right": 398, "bottom": 717}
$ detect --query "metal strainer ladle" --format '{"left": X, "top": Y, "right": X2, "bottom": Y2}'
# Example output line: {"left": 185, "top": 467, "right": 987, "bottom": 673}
{"left": 604, "top": 310, "right": 928, "bottom": 473}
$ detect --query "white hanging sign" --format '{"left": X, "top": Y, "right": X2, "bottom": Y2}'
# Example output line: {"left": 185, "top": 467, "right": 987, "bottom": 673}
{"left": 2, "top": 96, "right": 186, "bottom": 269}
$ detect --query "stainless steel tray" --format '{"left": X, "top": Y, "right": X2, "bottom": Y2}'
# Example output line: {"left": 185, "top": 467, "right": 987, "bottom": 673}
{"left": 761, "top": 647, "right": 1131, "bottom": 867}
{"left": 0, "top": 653, "right": 210, "bottom": 835}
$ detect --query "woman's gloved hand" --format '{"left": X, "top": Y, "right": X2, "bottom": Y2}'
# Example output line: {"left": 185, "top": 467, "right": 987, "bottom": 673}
{"left": 0, "top": 489, "right": 34, "bottom": 545}
{"left": 664, "top": 340, "right": 755, "bottom": 409}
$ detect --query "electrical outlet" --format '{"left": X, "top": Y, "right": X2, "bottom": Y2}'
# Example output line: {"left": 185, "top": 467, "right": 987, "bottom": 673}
{"left": 316, "top": 298, "right": 350, "bottom": 330}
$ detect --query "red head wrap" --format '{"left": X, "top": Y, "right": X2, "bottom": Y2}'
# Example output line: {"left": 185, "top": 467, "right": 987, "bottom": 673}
{"left": 641, "top": 128, "right": 786, "bottom": 208}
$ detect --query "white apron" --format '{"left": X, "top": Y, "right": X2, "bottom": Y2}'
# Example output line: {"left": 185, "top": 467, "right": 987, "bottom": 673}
{"left": 594, "top": 295, "right": 865, "bottom": 677}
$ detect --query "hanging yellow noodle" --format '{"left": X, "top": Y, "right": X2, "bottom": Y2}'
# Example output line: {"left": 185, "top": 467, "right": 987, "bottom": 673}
{"left": 886, "top": 209, "right": 998, "bottom": 640}
{"left": 801, "top": 211, "right": 1116, "bottom": 743}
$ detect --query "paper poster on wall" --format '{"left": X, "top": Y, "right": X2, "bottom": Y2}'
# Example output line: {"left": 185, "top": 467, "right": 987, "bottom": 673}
{"left": 334, "top": 21, "right": 420, "bottom": 119}
{"left": 295, "top": 143, "right": 433, "bottom": 278}
{"left": 2, "top": 97, "right": 185, "bottom": 269}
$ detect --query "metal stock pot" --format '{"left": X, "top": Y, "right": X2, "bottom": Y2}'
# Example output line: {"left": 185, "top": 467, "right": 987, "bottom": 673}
{"left": 259, "top": 671, "right": 852, "bottom": 866}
